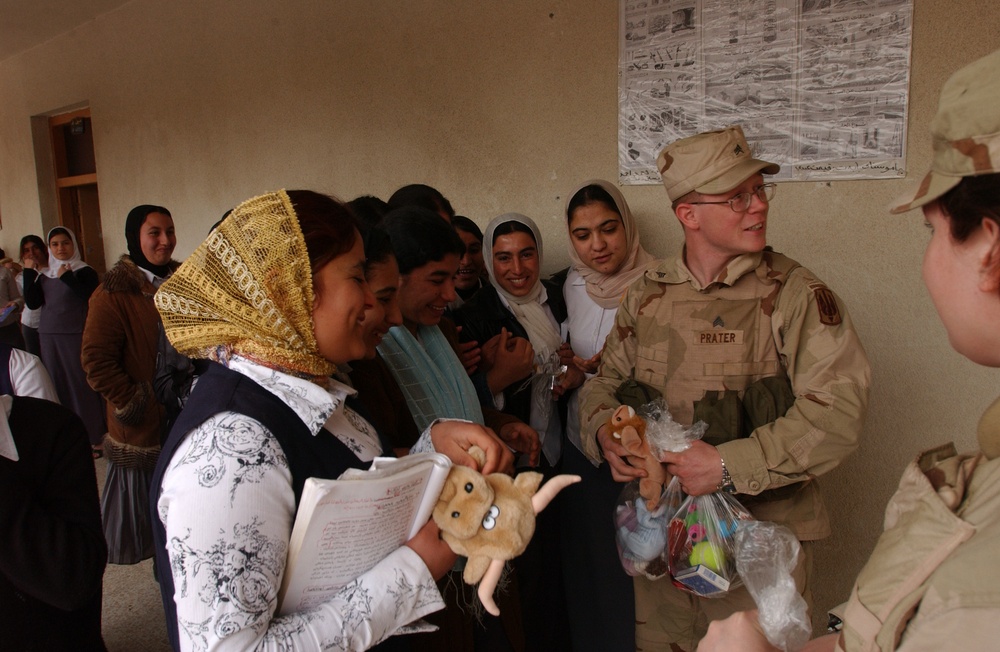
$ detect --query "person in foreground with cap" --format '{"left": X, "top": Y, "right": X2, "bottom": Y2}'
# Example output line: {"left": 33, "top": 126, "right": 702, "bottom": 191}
{"left": 578, "top": 124, "right": 871, "bottom": 650}
{"left": 698, "top": 47, "right": 1000, "bottom": 652}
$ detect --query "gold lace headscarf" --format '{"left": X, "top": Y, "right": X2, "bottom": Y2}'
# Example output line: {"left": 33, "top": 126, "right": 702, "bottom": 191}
{"left": 154, "top": 190, "right": 336, "bottom": 381}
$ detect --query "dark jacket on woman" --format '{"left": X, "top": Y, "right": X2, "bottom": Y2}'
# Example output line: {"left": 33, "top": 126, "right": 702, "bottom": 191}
{"left": 452, "top": 276, "right": 567, "bottom": 425}
{"left": 82, "top": 256, "right": 179, "bottom": 468}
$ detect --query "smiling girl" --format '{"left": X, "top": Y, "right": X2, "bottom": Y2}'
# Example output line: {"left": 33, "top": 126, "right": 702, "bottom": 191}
{"left": 82, "top": 205, "right": 179, "bottom": 564}
{"left": 22, "top": 226, "right": 105, "bottom": 454}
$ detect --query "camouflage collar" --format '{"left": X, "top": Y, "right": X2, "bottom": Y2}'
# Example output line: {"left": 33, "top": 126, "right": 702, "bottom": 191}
{"left": 646, "top": 251, "right": 764, "bottom": 291}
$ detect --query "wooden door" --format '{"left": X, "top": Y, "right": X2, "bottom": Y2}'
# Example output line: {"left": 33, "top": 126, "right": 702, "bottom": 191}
{"left": 50, "top": 108, "right": 106, "bottom": 274}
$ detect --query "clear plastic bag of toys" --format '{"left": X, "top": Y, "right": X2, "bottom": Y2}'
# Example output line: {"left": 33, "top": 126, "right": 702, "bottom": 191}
{"left": 666, "top": 490, "right": 754, "bottom": 597}
{"left": 612, "top": 398, "right": 708, "bottom": 578}
{"left": 615, "top": 476, "right": 684, "bottom": 579}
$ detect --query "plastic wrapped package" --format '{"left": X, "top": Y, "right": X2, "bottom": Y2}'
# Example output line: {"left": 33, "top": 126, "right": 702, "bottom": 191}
{"left": 735, "top": 521, "right": 812, "bottom": 652}
{"left": 637, "top": 398, "right": 708, "bottom": 458}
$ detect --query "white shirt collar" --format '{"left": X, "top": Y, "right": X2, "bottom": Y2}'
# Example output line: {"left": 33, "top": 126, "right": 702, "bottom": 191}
{"left": 227, "top": 356, "right": 354, "bottom": 436}
{"left": 138, "top": 266, "right": 169, "bottom": 288}
{"left": 0, "top": 394, "right": 17, "bottom": 461}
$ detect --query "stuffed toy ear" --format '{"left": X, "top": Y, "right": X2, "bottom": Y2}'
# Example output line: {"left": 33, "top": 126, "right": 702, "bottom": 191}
{"left": 513, "top": 471, "right": 544, "bottom": 496}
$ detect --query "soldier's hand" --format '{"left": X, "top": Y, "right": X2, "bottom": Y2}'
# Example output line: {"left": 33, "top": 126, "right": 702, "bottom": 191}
{"left": 660, "top": 440, "right": 724, "bottom": 496}
{"left": 597, "top": 424, "right": 648, "bottom": 482}
{"left": 698, "top": 610, "right": 780, "bottom": 652}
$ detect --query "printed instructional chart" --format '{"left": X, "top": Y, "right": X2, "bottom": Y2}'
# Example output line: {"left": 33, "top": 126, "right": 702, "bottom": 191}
{"left": 619, "top": 0, "right": 912, "bottom": 184}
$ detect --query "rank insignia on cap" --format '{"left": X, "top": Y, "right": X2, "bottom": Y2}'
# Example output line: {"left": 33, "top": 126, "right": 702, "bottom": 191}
{"left": 810, "top": 283, "right": 842, "bottom": 326}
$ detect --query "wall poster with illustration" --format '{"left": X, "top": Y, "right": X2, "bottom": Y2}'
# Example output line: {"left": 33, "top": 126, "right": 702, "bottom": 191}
{"left": 619, "top": 0, "right": 913, "bottom": 184}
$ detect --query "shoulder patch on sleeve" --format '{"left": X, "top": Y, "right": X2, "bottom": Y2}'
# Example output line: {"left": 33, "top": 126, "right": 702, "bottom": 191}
{"left": 809, "top": 282, "right": 842, "bottom": 326}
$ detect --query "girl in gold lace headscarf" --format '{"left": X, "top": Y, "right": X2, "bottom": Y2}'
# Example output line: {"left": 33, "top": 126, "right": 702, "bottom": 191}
{"left": 151, "top": 190, "right": 513, "bottom": 651}
{"left": 155, "top": 190, "right": 340, "bottom": 381}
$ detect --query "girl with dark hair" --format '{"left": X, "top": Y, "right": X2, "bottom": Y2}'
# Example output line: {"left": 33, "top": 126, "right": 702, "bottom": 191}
{"left": 558, "top": 179, "right": 655, "bottom": 651}
{"left": 355, "top": 206, "right": 537, "bottom": 651}
{"left": 81, "top": 204, "right": 178, "bottom": 564}
{"left": 345, "top": 223, "right": 412, "bottom": 456}
{"left": 453, "top": 212, "right": 577, "bottom": 651}
{"left": 151, "top": 190, "right": 508, "bottom": 651}
{"left": 387, "top": 183, "right": 456, "bottom": 222}
{"left": 22, "top": 226, "right": 105, "bottom": 454}
{"left": 16, "top": 235, "right": 47, "bottom": 355}
{"left": 449, "top": 215, "right": 487, "bottom": 309}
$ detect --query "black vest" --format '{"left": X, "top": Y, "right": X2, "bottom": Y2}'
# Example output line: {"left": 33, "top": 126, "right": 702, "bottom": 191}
{"left": 0, "top": 343, "right": 12, "bottom": 395}
{"left": 150, "top": 362, "right": 376, "bottom": 651}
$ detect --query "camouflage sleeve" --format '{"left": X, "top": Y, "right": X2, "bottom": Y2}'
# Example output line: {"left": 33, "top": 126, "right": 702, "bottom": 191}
{"left": 577, "top": 282, "right": 642, "bottom": 464}
{"left": 718, "top": 267, "right": 871, "bottom": 494}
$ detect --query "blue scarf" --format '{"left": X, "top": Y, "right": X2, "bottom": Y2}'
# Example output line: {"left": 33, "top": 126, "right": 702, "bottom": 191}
{"left": 377, "top": 324, "right": 485, "bottom": 431}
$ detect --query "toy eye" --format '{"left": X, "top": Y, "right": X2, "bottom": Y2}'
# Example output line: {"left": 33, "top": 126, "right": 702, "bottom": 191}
{"left": 482, "top": 505, "right": 500, "bottom": 530}
{"left": 464, "top": 482, "right": 473, "bottom": 493}
{"left": 451, "top": 511, "right": 460, "bottom": 518}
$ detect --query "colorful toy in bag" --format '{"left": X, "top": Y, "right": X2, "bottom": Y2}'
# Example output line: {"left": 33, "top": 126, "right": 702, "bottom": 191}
{"left": 613, "top": 399, "right": 707, "bottom": 578}
{"left": 666, "top": 491, "right": 753, "bottom": 597}
{"left": 432, "top": 446, "right": 580, "bottom": 615}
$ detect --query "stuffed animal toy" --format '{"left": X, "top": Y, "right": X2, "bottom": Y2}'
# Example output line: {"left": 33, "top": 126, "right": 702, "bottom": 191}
{"left": 433, "top": 447, "right": 580, "bottom": 615}
{"left": 617, "top": 499, "right": 669, "bottom": 564}
{"left": 607, "top": 404, "right": 667, "bottom": 510}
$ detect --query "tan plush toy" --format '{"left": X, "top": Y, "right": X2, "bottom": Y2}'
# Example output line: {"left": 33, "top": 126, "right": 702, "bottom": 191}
{"left": 607, "top": 404, "right": 667, "bottom": 510}
{"left": 432, "top": 447, "right": 580, "bottom": 615}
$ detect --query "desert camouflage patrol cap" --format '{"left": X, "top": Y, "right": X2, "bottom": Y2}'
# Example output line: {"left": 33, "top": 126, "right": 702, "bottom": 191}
{"left": 656, "top": 125, "right": 780, "bottom": 202}
{"left": 890, "top": 48, "right": 1000, "bottom": 213}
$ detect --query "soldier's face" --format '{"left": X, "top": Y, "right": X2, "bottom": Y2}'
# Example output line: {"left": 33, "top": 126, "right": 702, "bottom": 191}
{"left": 569, "top": 202, "right": 628, "bottom": 275}
{"left": 688, "top": 173, "right": 769, "bottom": 259}
{"left": 921, "top": 201, "right": 1000, "bottom": 366}
{"left": 491, "top": 231, "right": 539, "bottom": 297}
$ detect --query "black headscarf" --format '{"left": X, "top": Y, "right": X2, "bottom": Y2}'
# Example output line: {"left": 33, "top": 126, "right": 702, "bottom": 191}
{"left": 125, "top": 204, "right": 172, "bottom": 277}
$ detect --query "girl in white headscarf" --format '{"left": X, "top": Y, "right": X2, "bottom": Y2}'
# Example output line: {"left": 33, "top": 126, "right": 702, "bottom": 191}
{"left": 22, "top": 226, "right": 106, "bottom": 453}
{"left": 559, "top": 179, "right": 655, "bottom": 652}
{"left": 456, "top": 213, "right": 570, "bottom": 467}
{"left": 452, "top": 211, "right": 576, "bottom": 648}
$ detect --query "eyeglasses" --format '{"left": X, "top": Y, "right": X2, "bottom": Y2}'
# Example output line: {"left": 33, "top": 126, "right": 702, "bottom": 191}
{"left": 684, "top": 183, "right": 777, "bottom": 213}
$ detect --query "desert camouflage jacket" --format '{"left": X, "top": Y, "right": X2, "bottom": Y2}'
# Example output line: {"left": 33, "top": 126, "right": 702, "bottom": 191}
{"left": 579, "top": 249, "right": 871, "bottom": 539}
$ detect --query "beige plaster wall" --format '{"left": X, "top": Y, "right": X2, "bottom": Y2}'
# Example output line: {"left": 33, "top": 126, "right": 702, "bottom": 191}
{"left": 1, "top": 0, "right": 998, "bottom": 634}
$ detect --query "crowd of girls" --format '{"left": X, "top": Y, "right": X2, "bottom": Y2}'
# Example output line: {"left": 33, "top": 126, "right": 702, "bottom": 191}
{"left": 13, "top": 47, "right": 1000, "bottom": 650}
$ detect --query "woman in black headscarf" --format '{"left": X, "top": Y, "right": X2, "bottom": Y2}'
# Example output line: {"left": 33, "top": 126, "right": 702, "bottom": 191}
{"left": 82, "top": 204, "right": 179, "bottom": 564}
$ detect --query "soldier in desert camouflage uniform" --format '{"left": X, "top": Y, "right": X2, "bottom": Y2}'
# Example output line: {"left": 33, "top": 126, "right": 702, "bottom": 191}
{"left": 579, "top": 125, "right": 872, "bottom": 651}
{"left": 700, "top": 47, "right": 1000, "bottom": 652}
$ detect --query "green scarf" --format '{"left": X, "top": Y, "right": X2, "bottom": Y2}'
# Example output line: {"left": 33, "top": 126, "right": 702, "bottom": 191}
{"left": 377, "top": 324, "right": 485, "bottom": 431}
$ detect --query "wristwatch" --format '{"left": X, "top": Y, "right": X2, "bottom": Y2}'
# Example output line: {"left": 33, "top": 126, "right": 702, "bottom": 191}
{"left": 717, "top": 457, "right": 736, "bottom": 493}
